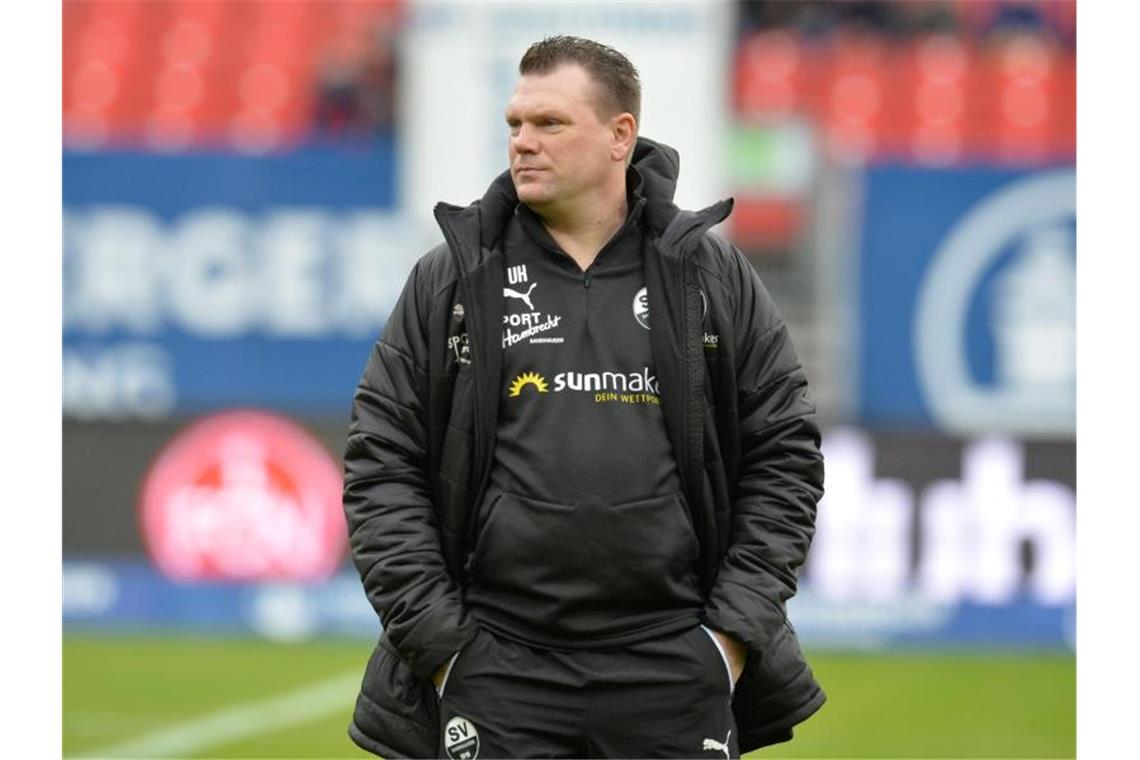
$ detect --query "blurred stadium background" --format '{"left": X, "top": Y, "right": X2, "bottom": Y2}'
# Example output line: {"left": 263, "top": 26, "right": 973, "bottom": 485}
{"left": 61, "top": 0, "right": 1075, "bottom": 757}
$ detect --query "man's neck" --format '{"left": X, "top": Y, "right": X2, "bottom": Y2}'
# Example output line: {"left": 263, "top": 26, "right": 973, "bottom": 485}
{"left": 527, "top": 184, "right": 629, "bottom": 272}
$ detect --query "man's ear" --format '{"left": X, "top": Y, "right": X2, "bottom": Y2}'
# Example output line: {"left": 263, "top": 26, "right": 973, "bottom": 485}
{"left": 611, "top": 113, "right": 637, "bottom": 164}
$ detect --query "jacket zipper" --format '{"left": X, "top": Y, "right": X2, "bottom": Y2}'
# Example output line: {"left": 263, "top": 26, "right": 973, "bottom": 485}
{"left": 433, "top": 207, "right": 498, "bottom": 514}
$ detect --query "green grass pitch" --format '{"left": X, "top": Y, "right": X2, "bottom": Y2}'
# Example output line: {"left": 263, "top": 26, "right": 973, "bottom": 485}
{"left": 63, "top": 634, "right": 1074, "bottom": 758}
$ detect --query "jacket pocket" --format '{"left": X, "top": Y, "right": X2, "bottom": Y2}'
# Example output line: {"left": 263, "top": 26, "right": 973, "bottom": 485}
{"left": 468, "top": 491, "right": 700, "bottom": 631}
{"left": 353, "top": 631, "right": 439, "bottom": 757}
{"left": 757, "top": 620, "right": 808, "bottom": 691}
{"left": 730, "top": 620, "right": 824, "bottom": 751}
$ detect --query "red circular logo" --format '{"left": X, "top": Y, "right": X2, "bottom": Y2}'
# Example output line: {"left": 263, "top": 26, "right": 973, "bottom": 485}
{"left": 140, "top": 410, "right": 346, "bottom": 582}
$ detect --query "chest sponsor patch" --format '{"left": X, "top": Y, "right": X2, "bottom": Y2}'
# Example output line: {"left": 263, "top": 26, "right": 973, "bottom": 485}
{"left": 506, "top": 366, "right": 661, "bottom": 405}
{"left": 503, "top": 264, "right": 564, "bottom": 348}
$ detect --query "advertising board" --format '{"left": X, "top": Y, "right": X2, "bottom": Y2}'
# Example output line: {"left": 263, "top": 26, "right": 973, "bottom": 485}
{"left": 65, "top": 423, "right": 1074, "bottom": 647}
{"left": 63, "top": 147, "right": 436, "bottom": 419}
{"left": 139, "top": 410, "right": 346, "bottom": 582}
{"left": 857, "top": 166, "right": 1075, "bottom": 436}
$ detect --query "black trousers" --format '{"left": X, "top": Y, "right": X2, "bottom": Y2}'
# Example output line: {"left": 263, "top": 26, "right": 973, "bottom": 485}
{"left": 437, "top": 624, "right": 740, "bottom": 759}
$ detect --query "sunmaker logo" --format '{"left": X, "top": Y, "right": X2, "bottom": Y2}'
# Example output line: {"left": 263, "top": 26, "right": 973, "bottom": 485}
{"left": 508, "top": 371, "right": 549, "bottom": 397}
{"left": 553, "top": 368, "right": 660, "bottom": 396}
{"left": 507, "top": 367, "right": 661, "bottom": 405}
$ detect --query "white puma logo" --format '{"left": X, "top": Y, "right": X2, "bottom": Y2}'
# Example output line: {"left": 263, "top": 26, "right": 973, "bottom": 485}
{"left": 701, "top": 729, "right": 731, "bottom": 759}
{"left": 503, "top": 283, "right": 537, "bottom": 310}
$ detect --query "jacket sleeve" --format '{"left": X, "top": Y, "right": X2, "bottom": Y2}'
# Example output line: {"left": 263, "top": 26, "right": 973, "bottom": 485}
{"left": 703, "top": 246, "right": 825, "bottom": 652}
{"left": 342, "top": 257, "right": 477, "bottom": 679}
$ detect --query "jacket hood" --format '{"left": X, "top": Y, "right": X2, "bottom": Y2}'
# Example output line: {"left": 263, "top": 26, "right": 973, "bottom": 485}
{"left": 630, "top": 136, "right": 682, "bottom": 233}
{"left": 632, "top": 136, "right": 680, "bottom": 199}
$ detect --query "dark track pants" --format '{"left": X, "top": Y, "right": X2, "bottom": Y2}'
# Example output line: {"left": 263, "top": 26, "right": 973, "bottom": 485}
{"left": 436, "top": 624, "right": 739, "bottom": 759}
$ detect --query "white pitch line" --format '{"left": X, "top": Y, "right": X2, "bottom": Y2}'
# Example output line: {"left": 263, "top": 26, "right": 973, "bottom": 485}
{"left": 78, "top": 671, "right": 361, "bottom": 759}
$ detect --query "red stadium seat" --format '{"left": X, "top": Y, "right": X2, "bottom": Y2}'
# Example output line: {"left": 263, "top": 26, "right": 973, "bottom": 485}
{"left": 64, "top": 0, "right": 401, "bottom": 152}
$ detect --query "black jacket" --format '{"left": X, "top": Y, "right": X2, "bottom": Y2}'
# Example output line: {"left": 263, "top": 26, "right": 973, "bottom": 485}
{"left": 343, "top": 138, "right": 826, "bottom": 757}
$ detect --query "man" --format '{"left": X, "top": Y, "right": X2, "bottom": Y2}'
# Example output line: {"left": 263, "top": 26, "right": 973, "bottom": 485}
{"left": 343, "top": 36, "right": 825, "bottom": 759}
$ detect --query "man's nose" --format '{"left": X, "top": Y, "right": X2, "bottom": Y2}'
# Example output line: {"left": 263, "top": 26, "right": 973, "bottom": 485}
{"left": 512, "top": 124, "right": 539, "bottom": 154}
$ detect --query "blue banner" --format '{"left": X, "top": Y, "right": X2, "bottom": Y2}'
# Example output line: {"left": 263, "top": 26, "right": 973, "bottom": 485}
{"left": 63, "top": 560, "right": 1073, "bottom": 649}
{"left": 63, "top": 560, "right": 377, "bottom": 640}
{"left": 63, "top": 145, "right": 439, "bottom": 419}
{"left": 857, "top": 166, "right": 1075, "bottom": 436}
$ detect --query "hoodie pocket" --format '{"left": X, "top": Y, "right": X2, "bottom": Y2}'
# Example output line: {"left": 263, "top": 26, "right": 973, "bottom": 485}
{"left": 699, "top": 624, "right": 737, "bottom": 695}
{"left": 468, "top": 491, "right": 701, "bottom": 633}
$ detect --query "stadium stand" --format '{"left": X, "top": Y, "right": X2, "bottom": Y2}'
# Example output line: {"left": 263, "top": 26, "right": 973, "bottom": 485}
{"left": 735, "top": 0, "right": 1075, "bottom": 162}
{"left": 64, "top": 0, "right": 1073, "bottom": 164}
{"left": 731, "top": 0, "right": 1075, "bottom": 248}
{"left": 63, "top": 0, "right": 400, "bottom": 153}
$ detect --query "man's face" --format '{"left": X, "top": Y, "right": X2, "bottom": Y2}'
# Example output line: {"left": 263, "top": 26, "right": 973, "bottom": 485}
{"left": 504, "top": 64, "right": 622, "bottom": 210}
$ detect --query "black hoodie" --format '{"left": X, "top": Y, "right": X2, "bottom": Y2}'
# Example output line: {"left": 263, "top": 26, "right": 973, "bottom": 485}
{"left": 465, "top": 165, "right": 705, "bottom": 648}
